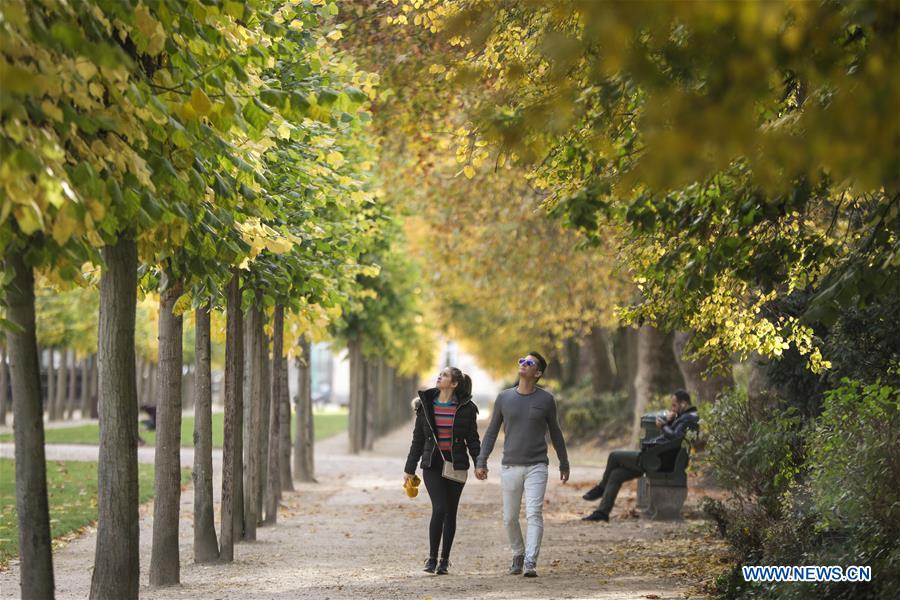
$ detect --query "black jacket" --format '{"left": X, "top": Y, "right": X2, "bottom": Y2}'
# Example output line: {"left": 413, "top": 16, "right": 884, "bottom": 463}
{"left": 644, "top": 406, "right": 700, "bottom": 448}
{"left": 404, "top": 388, "right": 481, "bottom": 474}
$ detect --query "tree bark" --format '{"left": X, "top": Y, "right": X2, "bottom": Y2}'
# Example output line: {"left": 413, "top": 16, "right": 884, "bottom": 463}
{"left": 364, "top": 358, "right": 378, "bottom": 450}
{"left": 243, "top": 301, "right": 262, "bottom": 540}
{"left": 65, "top": 349, "right": 78, "bottom": 419}
{"left": 613, "top": 327, "right": 639, "bottom": 400}
{"left": 0, "top": 343, "right": 8, "bottom": 426}
{"left": 672, "top": 331, "right": 734, "bottom": 404}
{"left": 348, "top": 337, "right": 367, "bottom": 454}
{"left": 294, "top": 339, "right": 315, "bottom": 482}
{"left": 257, "top": 325, "right": 271, "bottom": 524}
{"left": 5, "top": 246, "right": 55, "bottom": 599}
{"left": 220, "top": 269, "right": 243, "bottom": 561}
{"left": 278, "top": 338, "right": 294, "bottom": 492}
{"left": 149, "top": 275, "right": 184, "bottom": 587}
{"left": 193, "top": 303, "right": 219, "bottom": 563}
{"left": 631, "top": 325, "right": 685, "bottom": 443}
{"left": 562, "top": 337, "right": 580, "bottom": 388}
{"left": 52, "top": 344, "right": 67, "bottom": 421}
{"left": 79, "top": 355, "right": 92, "bottom": 419}
{"left": 89, "top": 352, "right": 99, "bottom": 418}
{"left": 589, "top": 327, "right": 615, "bottom": 395}
{"left": 264, "top": 306, "right": 285, "bottom": 525}
{"left": 90, "top": 235, "right": 139, "bottom": 600}
{"left": 45, "top": 348, "right": 55, "bottom": 419}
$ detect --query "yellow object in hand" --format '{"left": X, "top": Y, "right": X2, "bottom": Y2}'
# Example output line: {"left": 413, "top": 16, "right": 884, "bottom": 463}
{"left": 403, "top": 475, "right": 421, "bottom": 498}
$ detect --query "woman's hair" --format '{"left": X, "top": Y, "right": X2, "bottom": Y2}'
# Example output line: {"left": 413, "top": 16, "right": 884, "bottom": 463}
{"left": 448, "top": 366, "right": 472, "bottom": 401}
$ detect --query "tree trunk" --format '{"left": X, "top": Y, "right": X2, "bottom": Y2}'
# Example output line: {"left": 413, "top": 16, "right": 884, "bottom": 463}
{"left": 243, "top": 301, "right": 262, "bottom": 540}
{"left": 631, "top": 325, "right": 685, "bottom": 444}
{"left": 79, "top": 356, "right": 92, "bottom": 419}
{"left": 5, "top": 246, "right": 55, "bottom": 599}
{"left": 193, "top": 303, "right": 219, "bottom": 563}
{"left": 0, "top": 343, "right": 8, "bottom": 426}
{"left": 220, "top": 269, "right": 243, "bottom": 561}
{"left": 89, "top": 352, "right": 99, "bottom": 418}
{"left": 278, "top": 338, "right": 293, "bottom": 492}
{"left": 589, "top": 327, "right": 615, "bottom": 395}
{"left": 613, "top": 327, "right": 638, "bottom": 400}
{"left": 264, "top": 306, "right": 285, "bottom": 525}
{"left": 65, "top": 349, "right": 78, "bottom": 419}
{"left": 90, "top": 235, "right": 139, "bottom": 600}
{"left": 294, "top": 339, "right": 315, "bottom": 482}
{"left": 52, "top": 344, "right": 67, "bottom": 421}
{"left": 672, "top": 331, "right": 734, "bottom": 404}
{"left": 257, "top": 325, "right": 271, "bottom": 524}
{"left": 149, "top": 275, "right": 184, "bottom": 587}
{"left": 45, "top": 348, "right": 55, "bottom": 419}
{"left": 348, "top": 338, "right": 365, "bottom": 454}
{"left": 562, "top": 337, "right": 580, "bottom": 388}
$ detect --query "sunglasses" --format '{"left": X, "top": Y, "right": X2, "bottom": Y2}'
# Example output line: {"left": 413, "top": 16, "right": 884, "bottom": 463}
{"left": 518, "top": 358, "right": 536, "bottom": 367}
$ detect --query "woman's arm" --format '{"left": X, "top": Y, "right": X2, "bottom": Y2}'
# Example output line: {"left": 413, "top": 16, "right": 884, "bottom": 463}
{"left": 464, "top": 408, "right": 481, "bottom": 465}
{"left": 404, "top": 406, "right": 426, "bottom": 474}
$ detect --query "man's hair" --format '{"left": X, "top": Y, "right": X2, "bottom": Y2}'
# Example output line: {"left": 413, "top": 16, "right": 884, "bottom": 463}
{"left": 527, "top": 351, "right": 548, "bottom": 379}
{"left": 673, "top": 389, "right": 691, "bottom": 404}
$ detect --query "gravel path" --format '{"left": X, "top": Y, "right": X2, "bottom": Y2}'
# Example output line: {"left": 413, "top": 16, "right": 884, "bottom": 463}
{"left": 0, "top": 425, "right": 722, "bottom": 599}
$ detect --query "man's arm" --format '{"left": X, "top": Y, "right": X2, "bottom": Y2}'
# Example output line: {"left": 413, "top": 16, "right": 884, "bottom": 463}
{"left": 660, "top": 413, "right": 699, "bottom": 441}
{"left": 475, "top": 395, "right": 503, "bottom": 469}
{"left": 546, "top": 398, "right": 570, "bottom": 475}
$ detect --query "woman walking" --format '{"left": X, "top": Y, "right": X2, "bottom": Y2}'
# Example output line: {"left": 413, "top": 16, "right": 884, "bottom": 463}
{"left": 404, "top": 366, "right": 481, "bottom": 575}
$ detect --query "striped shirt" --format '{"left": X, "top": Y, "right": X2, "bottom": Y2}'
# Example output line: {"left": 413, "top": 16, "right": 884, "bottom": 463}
{"left": 433, "top": 400, "right": 457, "bottom": 455}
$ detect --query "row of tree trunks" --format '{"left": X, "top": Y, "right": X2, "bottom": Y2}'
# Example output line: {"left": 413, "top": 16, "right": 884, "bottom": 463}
{"left": 5, "top": 246, "right": 55, "bottom": 599}
{"left": 346, "top": 338, "right": 420, "bottom": 454}
{"left": 293, "top": 337, "right": 315, "bottom": 482}
{"left": 193, "top": 303, "right": 219, "bottom": 563}
{"left": 278, "top": 338, "right": 294, "bottom": 492}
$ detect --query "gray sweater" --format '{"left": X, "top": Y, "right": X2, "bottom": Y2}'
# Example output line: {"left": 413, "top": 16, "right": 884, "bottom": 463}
{"left": 476, "top": 387, "right": 569, "bottom": 472}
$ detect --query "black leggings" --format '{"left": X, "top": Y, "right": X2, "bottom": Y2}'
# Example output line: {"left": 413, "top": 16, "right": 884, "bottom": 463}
{"left": 422, "top": 460, "right": 465, "bottom": 560}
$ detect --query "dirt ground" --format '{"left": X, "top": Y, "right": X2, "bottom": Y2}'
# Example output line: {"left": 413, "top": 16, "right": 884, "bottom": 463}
{"left": 0, "top": 424, "right": 730, "bottom": 599}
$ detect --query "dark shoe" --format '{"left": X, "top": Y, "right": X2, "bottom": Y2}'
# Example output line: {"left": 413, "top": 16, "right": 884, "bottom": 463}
{"left": 582, "top": 483, "right": 604, "bottom": 501}
{"left": 423, "top": 557, "right": 437, "bottom": 573}
{"left": 508, "top": 554, "right": 524, "bottom": 575}
{"left": 436, "top": 558, "right": 450, "bottom": 575}
{"left": 582, "top": 509, "right": 610, "bottom": 522}
{"left": 523, "top": 561, "right": 538, "bottom": 577}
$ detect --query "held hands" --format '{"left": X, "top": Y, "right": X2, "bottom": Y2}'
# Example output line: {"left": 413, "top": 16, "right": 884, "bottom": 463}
{"left": 474, "top": 467, "right": 488, "bottom": 480}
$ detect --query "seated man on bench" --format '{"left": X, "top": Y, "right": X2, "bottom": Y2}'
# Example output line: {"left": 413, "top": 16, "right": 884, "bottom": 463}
{"left": 581, "top": 389, "right": 699, "bottom": 522}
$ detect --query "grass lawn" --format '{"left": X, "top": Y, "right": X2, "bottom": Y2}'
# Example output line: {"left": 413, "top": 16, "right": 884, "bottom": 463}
{"left": 0, "top": 410, "right": 348, "bottom": 448}
{"left": 0, "top": 459, "right": 190, "bottom": 568}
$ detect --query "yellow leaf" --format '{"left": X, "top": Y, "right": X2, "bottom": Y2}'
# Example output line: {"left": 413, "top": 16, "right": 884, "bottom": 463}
{"left": 326, "top": 30, "right": 343, "bottom": 41}
{"left": 463, "top": 165, "right": 475, "bottom": 179}
{"left": 172, "top": 294, "right": 192, "bottom": 316}
{"left": 265, "top": 238, "right": 293, "bottom": 254}
{"left": 74, "top": 58, "right": 98, "bottom": 81}
{"left": 52, "top": 209, "right": 79, "bottom": 245}
{"left": 41, "top": 100, "right": 64, "bottom": 122}
{"left": 190, "top": 87, "right": 212, "bottom": 116}
{"left": 325, "top": 151, "right": 345, "bottom": 167}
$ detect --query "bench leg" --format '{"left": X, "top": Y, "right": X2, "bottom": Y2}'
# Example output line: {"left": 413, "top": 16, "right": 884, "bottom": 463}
{"left": 636, "top": 476, "right": 652, "bottom": 513}
{"left": 647, "top": 484, "right": 687, "bottom": 520}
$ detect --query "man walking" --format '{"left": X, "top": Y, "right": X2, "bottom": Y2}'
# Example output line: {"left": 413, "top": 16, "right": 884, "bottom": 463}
{"left": 475, "top": 351, "right": 569, "bottom": 578}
